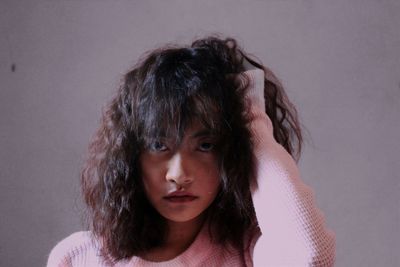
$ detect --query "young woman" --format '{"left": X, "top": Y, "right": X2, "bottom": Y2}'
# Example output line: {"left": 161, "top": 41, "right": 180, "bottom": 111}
{"left": 47, "top": 36, "right": 336, "bottom": 266}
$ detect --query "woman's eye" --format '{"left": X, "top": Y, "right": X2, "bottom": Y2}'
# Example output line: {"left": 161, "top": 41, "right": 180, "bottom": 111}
{"left": 149, "top": 141, "right": 168, "bottom": 152}
{"left": 198, "top": 142, "right": 214, "bottom": 152}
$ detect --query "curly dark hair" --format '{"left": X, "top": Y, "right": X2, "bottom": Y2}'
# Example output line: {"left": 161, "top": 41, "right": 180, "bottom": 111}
{"left": 81, "top": 35, "right": 303, "bottom": 262}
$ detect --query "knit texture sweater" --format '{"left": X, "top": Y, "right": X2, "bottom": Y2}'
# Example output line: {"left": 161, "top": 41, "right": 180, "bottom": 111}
{"left": 47, "top": 69, "right": 336, "bottom": 267}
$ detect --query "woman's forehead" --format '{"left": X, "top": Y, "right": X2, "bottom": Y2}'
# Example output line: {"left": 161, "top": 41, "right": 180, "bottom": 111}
{"left": 142, "top": 119, "right": 216, "bottom": 142}
{"left": 185, "top": 121, "right": 214, "bottom": 138}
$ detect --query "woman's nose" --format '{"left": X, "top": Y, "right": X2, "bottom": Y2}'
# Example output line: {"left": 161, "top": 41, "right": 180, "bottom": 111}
{"left": 165, "top": 153, "right": 193, "bottom": 186}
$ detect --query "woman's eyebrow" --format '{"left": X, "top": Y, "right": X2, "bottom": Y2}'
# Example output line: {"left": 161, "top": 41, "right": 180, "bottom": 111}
{"left": 189, "top": 129, "right": 214, "bottom": 138}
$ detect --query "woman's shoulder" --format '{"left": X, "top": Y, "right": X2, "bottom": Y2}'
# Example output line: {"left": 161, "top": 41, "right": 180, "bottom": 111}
{"left": 47, "top": 231, "right": 101, "bottom": 267}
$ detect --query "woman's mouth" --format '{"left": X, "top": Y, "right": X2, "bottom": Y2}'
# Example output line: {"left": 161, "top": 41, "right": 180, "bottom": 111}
{"left": 163, "top": 196, "right": 198, "bottom": 203}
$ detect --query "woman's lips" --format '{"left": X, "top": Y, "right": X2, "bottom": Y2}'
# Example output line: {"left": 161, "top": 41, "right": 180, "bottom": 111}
{"left": 163, "top": 196, "right": 198, "bottom": 203}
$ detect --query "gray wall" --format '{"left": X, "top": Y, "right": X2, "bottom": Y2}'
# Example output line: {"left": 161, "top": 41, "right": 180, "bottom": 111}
{"left": 1, "top": 0, "right": 399, "bottom": 266}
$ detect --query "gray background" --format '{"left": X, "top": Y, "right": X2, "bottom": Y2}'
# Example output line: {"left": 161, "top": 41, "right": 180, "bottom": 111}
{"left": 1, "top": 0, "right": 399, "bottom": 266}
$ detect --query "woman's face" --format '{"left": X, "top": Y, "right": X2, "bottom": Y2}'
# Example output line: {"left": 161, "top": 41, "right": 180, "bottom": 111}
{"left": 139, "top": 121, "right": 221, "bottom": 223}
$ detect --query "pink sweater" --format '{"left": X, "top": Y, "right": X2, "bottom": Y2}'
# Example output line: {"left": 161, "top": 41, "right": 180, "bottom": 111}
{"left": 47, "top": 69, "right": 336, "bottom": 267}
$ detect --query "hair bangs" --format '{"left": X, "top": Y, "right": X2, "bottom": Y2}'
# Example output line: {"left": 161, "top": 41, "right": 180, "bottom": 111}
{"left": 137, "top": 73, "right": 226, "bottom": 147}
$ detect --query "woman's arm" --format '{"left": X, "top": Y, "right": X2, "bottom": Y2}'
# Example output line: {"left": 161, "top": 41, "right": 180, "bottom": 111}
{"left": 240, "top": 69, "right": 336, "bottom": 266}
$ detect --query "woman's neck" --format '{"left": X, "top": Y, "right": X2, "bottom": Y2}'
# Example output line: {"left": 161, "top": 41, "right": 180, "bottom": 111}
{"left": 165, "top": 215, "right": 205, "bottom": 250}
{"left": 140, "top": 214, "right": 206, "bottom": 262}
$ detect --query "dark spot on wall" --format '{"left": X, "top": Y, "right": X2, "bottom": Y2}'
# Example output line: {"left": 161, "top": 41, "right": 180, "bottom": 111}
{"left": 11, "top": 63, "right": 16, "bottom": 72}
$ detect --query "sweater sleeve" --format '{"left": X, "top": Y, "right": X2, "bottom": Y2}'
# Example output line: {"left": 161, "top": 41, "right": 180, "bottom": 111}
{"left": 46, "top": 231, "right": 102, "bottom": 267}
{"left": 238, "top": 69, "right": 336, "bottom": 266}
